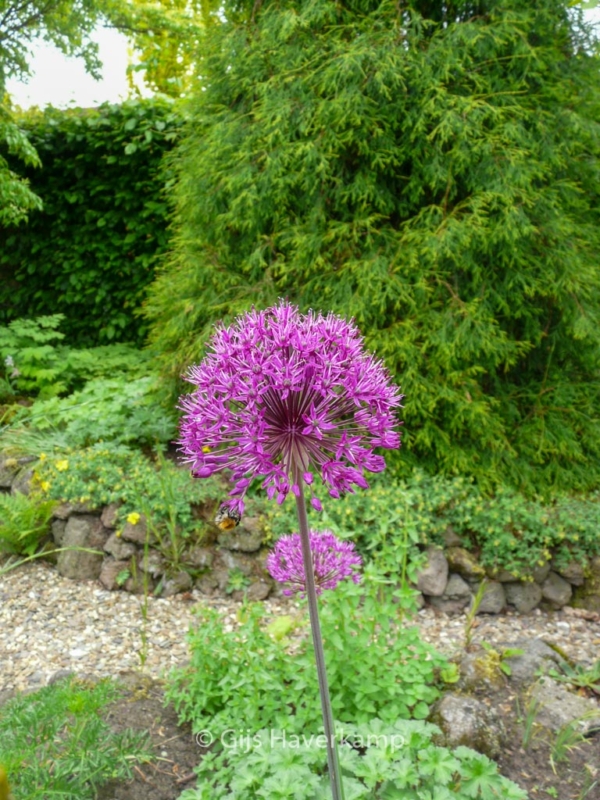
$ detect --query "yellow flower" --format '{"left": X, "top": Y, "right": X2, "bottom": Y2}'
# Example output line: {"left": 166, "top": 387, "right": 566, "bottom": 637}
{"left": 56, "top": 459, "right": 69, "bottom": 472}
{"left": 39, "top": 453, "right": 47, "bottom": 462}
{"left": 41, "top": 481, "right": 51, "bottom": 492}
{"left": 126, "top": 512, "right": 141, "bottom": 525}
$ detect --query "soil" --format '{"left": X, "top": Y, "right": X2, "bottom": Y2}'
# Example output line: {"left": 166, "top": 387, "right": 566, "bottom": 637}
{"left": 95, "top": 672, "right": 600, "bottom": 800}
{"left": 483, "top": 683, "right": 600, "bottom": 800}
{"left": 96, "top": 672, "right": 205, "bottom": 800}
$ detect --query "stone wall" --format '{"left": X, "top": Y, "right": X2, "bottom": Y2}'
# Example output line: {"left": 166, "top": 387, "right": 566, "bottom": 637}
{"left": 415, "top": 543, "right": 600, "bottom": 615}
{"left": 2, "top": 458, "right": 599, "bottom": 612}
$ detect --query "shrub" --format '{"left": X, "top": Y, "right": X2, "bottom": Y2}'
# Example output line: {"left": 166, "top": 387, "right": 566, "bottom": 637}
{"left": 145, "top": 0, "right": 600, "bottom": 495}
{"left": 0, "top": 99, "right": 181, "bottom": 346}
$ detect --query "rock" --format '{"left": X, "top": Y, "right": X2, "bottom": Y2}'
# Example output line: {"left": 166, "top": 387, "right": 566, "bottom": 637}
{"left": 416, "top": 547, "right": 448, "bottom": 597}
{"left": 246, "top": 580, "right": 272, "bottom": 601}
{"left": 217, "top": 525, "right": 264, "bottom": 553}
{"left": 531, "top": 562, "right": 551, "bottom": 584}
{"left": 429, "top": 574, "right": 471, "bottom": 614}
{"left": 99, "top": 558, "right": 131, "bottom": 591}
{"left": 472, "top": 581, "right": 505, "bottom": 615}
{"left": 48, "top": 669, "right": 76, "bottom": 685}
{"left": 218, "top": 548, "right": 256, "bottom": 576}
{"left": 442, "top": 526, "right": 462, "bottom": 547}
{"left": 501, "top": 638, "right": 566, "bottom": 684}
{"left": 212, "top": 567, "right": 232, "bottom": 592}
{"left": 446, "top": 547, "right": 486, "bottom": 579}
{"left": 162, "top": 571, "right": 193, "bottom": 597}
{"left": 53, "top": 501, "right": 99, "bottom": 519}
{"left": 196, "top": 573, "right": 219, "bottom": 594}
{"left": 486, "top": 567, "right": 519, "bottom": 582}
{"left": 138, "top": 549, "right": 165, "bottom": 578}
{"left": 531, "top": 677, "right": 600, "bottom": 735}
{"left": 11, "top": 468, "right": 33, "bottom": 496}
{"left": 101, "top": 503, "right": 120, "bottom": 529}
{"left": 542, "top": 571, "right": 573, "bottom": 609}
{"left": 433, "top": 693, "right": 501, "bottom": 756}
{"left": 186, "top": 546, "right": 214, "bottom": 569}
{"left": 124, "top": 572, "right": 156, "bottom": 595}
{"left": 56, "top": 515, "right": 110, "bottom": 580}
{"left": 505, "top": 581, "right": 542, "bottom": 614}
{"left": 459, "top": 649, "right": 506, "bottom": 693}
{"left": 572, "top": 556, "right": 600, "bottom": 612}
{"left": 51, "top": 519, "right": 67, "bottom": 547}
{"left": 553, "top": 560, "right": 585, "bottom": 587}
{"left": 0, "top": 458, "right": 19, "bottom": 488}
{"left": 53, "top": 503, "right": 75, "bottom": 520}
{"left": 103, "top": 532, "right": 137, "bottom": 561}
{"left": 121, "top": 515, "right": 151, "bottom": 545}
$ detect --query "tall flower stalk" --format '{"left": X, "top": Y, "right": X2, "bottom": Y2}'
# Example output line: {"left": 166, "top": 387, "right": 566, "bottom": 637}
{"left": 179, "top": 301, "right": 402, "bottom": 799}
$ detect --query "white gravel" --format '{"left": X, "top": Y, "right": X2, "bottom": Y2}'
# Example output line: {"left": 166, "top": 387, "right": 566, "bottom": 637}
{"left": 1, "top": 562, "right": 599, "bottom": 695}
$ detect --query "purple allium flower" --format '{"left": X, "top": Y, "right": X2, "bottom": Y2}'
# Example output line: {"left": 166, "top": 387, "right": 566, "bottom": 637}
{"left": 179, "top": 301, "right": 402, "bottom": 513}
{"left": 266, "top": 530, "right": 362, "bottom": 596}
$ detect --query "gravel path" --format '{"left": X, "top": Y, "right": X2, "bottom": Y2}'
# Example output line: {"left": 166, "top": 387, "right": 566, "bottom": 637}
{"left": 1, "top": 562, "right": 599, "bottom": 695}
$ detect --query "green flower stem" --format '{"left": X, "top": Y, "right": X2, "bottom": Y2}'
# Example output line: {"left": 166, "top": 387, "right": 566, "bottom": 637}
{"left": 294, "top": 466, "right": 345, "bottom": 800}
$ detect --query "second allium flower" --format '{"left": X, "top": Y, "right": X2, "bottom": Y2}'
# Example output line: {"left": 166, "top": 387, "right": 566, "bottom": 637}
{"left": 267, "top": 530, "right": 362, "bottom": 596}
{"left": 179, "top": 301, "right": 402, "bottom": 512}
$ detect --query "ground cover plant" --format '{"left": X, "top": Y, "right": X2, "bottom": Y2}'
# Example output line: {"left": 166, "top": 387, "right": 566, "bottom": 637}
{"left": 0, "top": 676, "right": 152, "bottom": 800}
{"left": 263, "top": 471, "right": 600, "bottom": 580}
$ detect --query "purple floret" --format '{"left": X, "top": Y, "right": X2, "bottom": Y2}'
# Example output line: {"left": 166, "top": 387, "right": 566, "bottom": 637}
{"left": 266, "top": 530, "right": 362, "bottom": 596}
{"left": 179, "top": 301, "right": 402, "bottom": 512}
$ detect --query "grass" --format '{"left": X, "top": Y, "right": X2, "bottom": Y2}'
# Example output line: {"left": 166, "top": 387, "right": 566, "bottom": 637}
{"left": 0, "top": 675, "right": 152, "bottom": 800}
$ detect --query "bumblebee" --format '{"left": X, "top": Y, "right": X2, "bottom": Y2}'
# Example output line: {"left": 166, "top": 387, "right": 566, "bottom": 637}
{"left": 215, "top": 503, "right": 242, "bottom": 531}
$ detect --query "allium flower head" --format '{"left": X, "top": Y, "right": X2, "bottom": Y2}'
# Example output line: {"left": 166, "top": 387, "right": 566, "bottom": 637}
{"left": 179, "top": 301, "right": 402, "bottom": 513}
{"left": 267, "top": 530, "right": 362, "bottom": 596}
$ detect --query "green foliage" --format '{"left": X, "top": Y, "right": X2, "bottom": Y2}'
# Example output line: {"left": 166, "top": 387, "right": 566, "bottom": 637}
{"left": 0, "top": 490, "right": 54, "bottom": 555}
{"left": 549, "top": 659, "right": 600, "bottom": 694}
{"left": 0, "top": 314, "right": 177, "bottom": 446}
{"left": 0, "top": 314, "right": 156, "bottom": 400}
{"left": 166, "top": 578, "right": 447, "bottom": 738}
{"left": 179, "top": 720, "right": 527, "bottom": 800}
{"left": 0, "top": 102, "right": 42, "bottom": 226}
{"left": 263, "top": 471, "right": 600, "bottom": 579}
{"left": 146, "top": 0, "right": 600, "bottom": 494}
{"left": 0, "top": 676, "right": 151, "bottom": 800}
{"left": 0, "top": 100, "right": 181, "bottom": 346}
{"left": 32, "top": 445, "right": 219, "bottom": 539}
{"left": 7, "top": 375, "right": 177, "bottom": 448}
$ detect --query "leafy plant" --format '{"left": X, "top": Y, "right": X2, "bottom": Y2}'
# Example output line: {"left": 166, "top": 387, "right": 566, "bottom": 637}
{"left": 0, "top": 490, "right": 54, "bottom": 555}
{"left": 178, "top": 719, "right": 527, "bottom": 800}
{"left": 7, "top": 375, "right": 177, "bottom": 448}
{"left": 548, "top": 660, "right": 600, "bottom": 697}
{"left": 225, "top": 567, "right": 251, "bottom": 595}
{"left": 479, "top": 642, "right": 524, "bottom": 678}
{"left": 0, "top": 676, "right": 151, "bottom": 800}
{"left": 166, "top": 577, "right": 448, "bottom": 740}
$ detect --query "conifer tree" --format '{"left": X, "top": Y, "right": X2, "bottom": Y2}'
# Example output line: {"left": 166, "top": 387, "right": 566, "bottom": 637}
{"left": 146, "top": 0, "right": 600, "bottom": 494}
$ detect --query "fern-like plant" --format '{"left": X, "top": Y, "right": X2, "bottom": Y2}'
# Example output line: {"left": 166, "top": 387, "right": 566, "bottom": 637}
{"left": 0, "top": 491, "right": 55, "bottom": 556}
